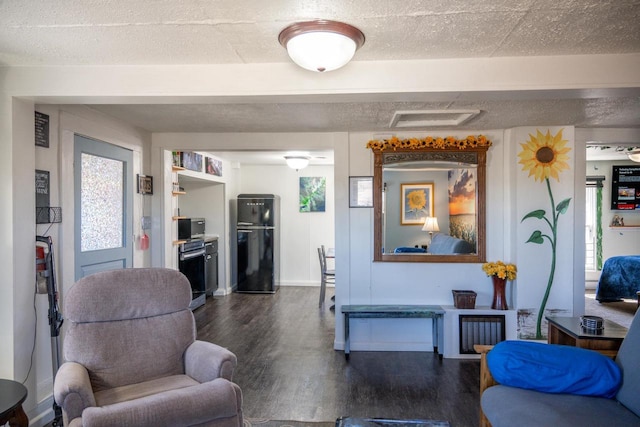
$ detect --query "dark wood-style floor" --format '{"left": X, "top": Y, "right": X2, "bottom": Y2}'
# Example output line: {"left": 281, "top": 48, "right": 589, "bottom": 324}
{"left": 194, "top": 287, "right": 481, "bottom": 426}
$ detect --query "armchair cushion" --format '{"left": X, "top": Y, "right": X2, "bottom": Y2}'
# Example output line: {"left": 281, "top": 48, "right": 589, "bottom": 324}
{"left": 83, "top": 378, "right": 242, "bottom": 427}
{"left": 487, "top": 340, "right": 622, "bottom": 398}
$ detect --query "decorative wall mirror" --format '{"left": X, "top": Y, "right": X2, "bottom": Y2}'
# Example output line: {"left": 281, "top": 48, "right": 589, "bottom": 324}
{"left": 368, "top": 136, "right": 491, "bottom": 263}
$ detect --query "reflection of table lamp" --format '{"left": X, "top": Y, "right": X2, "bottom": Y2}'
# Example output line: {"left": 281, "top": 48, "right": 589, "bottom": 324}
{"left": 422, "top": 216, "right": 439, "bottom": 243}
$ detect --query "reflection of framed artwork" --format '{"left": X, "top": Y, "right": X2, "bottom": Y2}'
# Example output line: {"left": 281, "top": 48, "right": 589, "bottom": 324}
{"left": 349, "top": 176, "right": 373, "bottom": 208}
{"left": 137, "top": 174, "right": 153, "bottom": 195}
{"left": 400, "top": 183, "right": 434, "bottom": 225}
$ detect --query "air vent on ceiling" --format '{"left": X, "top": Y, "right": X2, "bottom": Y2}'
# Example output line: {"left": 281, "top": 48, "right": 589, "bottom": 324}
{"left": 389, "top": 110, "right": 481, "bottom": 128}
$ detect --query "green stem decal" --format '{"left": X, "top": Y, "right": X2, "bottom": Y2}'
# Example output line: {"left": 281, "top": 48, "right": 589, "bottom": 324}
{"left": 522, "top": 178, "right": 571, "bottom": 339}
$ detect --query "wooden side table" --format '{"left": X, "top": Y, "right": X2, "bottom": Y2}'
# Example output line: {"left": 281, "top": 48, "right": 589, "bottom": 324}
{"left": 0, "top": 379, "right": 28, "bottom": 427}
{"left": 545, "top": 316, "right": 627, "bottom": 358}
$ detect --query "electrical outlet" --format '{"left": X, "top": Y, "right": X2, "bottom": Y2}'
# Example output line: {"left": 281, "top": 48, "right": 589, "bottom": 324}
{"left": 141, "top": 216, "right": 152, "bottom": 230}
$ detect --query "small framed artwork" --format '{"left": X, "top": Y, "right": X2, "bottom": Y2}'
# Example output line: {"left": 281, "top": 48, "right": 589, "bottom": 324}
{"left": 300, "top": 176, "right": 326, "bottom": 212}
{"left": 400, "top": 183, "right": 434, "bottom": 225}
{"left": 182, "top": 152, "right": 203, "bottom": 172}
{"left": 349, "top": 176, "right": 373, "bottom": 208}
{"left": 205, "top": 156, "right": 223, "bottom": 176}
{"left": 137, "top": 174, "right": 153, "bottom": 195}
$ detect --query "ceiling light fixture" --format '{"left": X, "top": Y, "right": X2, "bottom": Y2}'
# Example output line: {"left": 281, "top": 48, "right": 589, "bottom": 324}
{"left": 278, "top": 20, "right": 365, "bottom": 73}
{"left": 627, "top": 149, "right": 640, "bottom": 163}
{"left": 284, "top": 156, "right": 310, "bottom": 171}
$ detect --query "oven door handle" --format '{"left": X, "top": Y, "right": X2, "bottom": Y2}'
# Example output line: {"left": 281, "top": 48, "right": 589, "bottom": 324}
{"left": 180, "top": 249, "right": 206, "bottom": 261}
{"left": 237, "top": 229, "right": 253, "bottom": 233}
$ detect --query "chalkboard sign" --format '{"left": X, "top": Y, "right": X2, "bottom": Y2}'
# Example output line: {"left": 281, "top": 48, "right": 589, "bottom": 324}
{"left": 35, "top": 170, "right": 50, "bottom": 208}
{"left": 35, "top": 111, "right": 50, "bottom": 148}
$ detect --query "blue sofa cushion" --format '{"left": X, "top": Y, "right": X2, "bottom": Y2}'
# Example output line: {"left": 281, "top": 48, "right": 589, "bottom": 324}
{"left": 487, "top": 340, "right": 622, "bottom": 398}
{"left": 427, "top": 233, "right": 473, "bottom": 254}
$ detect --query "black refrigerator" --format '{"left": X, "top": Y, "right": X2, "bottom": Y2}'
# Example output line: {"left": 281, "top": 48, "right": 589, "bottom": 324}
{"left": 236, "top": 194, "right": 280, "bottom": 293}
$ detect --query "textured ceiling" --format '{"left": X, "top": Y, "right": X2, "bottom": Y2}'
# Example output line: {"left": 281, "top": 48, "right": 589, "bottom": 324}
{"left": 2, "top": 0, "right": 640, "bottom": 138}
{"left": 3, "top": 0, "right": 640, "bottom": 66}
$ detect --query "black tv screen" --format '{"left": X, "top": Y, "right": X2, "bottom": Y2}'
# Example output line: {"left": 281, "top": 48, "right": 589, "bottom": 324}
{"left": 611, "top": 165, "right": 640, "bottom": 210}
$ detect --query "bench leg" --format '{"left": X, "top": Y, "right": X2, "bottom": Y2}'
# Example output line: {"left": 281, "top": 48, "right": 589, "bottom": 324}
{"left": 432, "top": 315, "right": 444, "bottom": 360}
{"left": 344, "top": 313, "right": 350, "bottom": 360}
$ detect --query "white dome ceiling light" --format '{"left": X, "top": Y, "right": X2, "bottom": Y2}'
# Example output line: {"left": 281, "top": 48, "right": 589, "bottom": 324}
{"left": 627, "top": 149, "right": 640, "bottom": 163}
{"left": 278, "top": 20, "right": 365, "bottom": 73}
{"left": 284, "top": 156, "right": 310, "bottom": 171}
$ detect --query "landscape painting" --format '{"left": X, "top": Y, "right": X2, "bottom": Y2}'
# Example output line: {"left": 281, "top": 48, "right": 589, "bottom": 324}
{"left": 448, "top": 169, "right": 477, "bottom": 246}
{"left": 299, "top": 177, "right": 326, "bottom": 212}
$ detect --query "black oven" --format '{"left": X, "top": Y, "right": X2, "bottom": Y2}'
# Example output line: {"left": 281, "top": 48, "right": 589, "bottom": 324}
{"left": 178, "top": 239, "right": 206, "bottom": 310}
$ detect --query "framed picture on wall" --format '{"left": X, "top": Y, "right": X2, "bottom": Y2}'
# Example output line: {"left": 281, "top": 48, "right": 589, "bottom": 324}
{"left": 137, "top": 174, "right": 153, "bottom": 195}
{"left": 349, "top": 176, "right": 373, "bottom": 208}
{"left": 300, "top": 176, "right": 326, "bottom": 212}
{"left": 400, "top": 183, "right": 434, "bottom": 225}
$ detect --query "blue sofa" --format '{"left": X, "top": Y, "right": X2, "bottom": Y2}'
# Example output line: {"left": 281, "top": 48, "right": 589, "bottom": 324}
{"left": 480, "top": 310, "right": 640, "bottom": 426}
{"left": 427, "top": 233, "right": 474, "bottom": 254}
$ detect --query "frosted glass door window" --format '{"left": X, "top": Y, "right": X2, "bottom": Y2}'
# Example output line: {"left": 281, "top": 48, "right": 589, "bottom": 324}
{"left": 81, "top": 153, "right": 124, "bottom": 251}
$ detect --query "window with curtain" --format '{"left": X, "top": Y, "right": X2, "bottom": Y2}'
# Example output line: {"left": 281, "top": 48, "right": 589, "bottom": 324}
{"left": 586, "top": 176, "right": 605, "bottom": 271}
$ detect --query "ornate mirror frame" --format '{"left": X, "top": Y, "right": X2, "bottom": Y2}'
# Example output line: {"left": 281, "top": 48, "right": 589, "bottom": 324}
{"left": 368, "top": 136, "right": 491, "bottom": 263}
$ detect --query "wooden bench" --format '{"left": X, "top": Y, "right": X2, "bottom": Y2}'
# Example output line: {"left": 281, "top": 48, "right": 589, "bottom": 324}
{"left": 341, "top": 305, "right": 445, "bottom": 360}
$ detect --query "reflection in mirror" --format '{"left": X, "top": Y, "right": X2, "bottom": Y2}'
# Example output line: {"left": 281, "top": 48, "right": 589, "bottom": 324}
{"left": 368, "top": 136, "right": 491, "bottom": 263}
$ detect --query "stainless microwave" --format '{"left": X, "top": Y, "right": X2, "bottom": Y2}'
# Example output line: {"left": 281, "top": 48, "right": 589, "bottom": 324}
{"left": 190, "top": 218, "right": 205, "bottom": 238}
{"left": 178, "top": 218, "right": 206, "bottom": 240}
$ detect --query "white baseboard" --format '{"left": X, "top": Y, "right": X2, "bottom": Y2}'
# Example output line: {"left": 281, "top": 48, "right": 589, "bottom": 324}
{"left": 279, "top": 281, "right": 331, "bottom": 288}
{"left": 27, "top": 394, "right": 55, "bottom": 427}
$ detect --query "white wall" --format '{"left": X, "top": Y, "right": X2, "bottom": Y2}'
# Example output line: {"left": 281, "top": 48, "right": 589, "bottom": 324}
{"left": 339, "top": 129, "right": 511, "bottom": 351}
{"left": 238, "top": 164, "right": 335, "bottom": 286}
{"left": 510, "top": 127, "right": 576, "bottom": 338}
{"left": 151, "top": 133, "right": 340, "bottom": 292}
{"left": 17, "top": 104, "right": 152, "bottom": 425}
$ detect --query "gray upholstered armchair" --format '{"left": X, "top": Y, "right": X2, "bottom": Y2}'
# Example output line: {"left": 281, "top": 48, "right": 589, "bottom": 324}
{"left": 53, "top": 268, "right": 243, "bottom": 427}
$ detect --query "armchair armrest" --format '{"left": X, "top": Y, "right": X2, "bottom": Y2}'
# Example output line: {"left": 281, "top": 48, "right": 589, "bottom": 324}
{"left": 53, "top": 362, "right": 97, "bottom": 424}
{"left": 185, "top": 340, "right": 237, "bottom": 383}
{"left": 474, "top": 345, "right": 497, "bottom": 427}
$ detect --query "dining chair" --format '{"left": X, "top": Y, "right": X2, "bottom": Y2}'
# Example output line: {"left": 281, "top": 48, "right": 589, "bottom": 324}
{"left": 318, "top": 247, "right": 335, "bottom": 307}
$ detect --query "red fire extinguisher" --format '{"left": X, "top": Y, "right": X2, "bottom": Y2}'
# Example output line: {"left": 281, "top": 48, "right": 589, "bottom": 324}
{"left": 140, "top": 232, "right": 149, "bottom": 250}
{"left": 36, "top": 245, "right": 46, "bottom": 271}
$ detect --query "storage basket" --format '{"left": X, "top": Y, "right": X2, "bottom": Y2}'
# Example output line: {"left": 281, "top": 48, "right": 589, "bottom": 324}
{"left": 452, "top": 290, "right": 477, "bottom": 309}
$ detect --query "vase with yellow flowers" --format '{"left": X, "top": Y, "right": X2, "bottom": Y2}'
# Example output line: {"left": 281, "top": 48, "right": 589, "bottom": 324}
{"left": 482, "top": 261, "right": 517, "bottom": 310}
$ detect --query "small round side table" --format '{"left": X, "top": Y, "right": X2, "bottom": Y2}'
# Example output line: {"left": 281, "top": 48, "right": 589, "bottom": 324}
{"left": 0, "top": 379, "right": 28, "bottom": 427}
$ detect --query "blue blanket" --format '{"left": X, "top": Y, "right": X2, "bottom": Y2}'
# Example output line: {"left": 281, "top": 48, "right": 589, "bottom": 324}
{"left": 596, "top": 255, "right": 640, "bottom": 302}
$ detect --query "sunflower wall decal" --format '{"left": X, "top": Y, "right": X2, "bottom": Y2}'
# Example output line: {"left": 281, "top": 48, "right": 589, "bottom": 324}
{"left": 518, "top": 129, "right": 572, "bottom": 339}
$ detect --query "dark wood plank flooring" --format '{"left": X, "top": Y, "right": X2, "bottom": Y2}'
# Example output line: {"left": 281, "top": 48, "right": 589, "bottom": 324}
{"left": 194, "top": 287, "right": 481, "bottom": 426}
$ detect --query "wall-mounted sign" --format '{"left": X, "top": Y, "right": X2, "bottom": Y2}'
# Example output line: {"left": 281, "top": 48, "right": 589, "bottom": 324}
{"left": 35, "top": 111, "right": 50, "bottom": 148}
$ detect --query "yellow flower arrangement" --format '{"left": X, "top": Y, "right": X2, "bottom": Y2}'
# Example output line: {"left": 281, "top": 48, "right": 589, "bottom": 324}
{"left": 482, "top": 261, "right": 517, "bottom": 281}
{"left": 366, "top": 135, "right": 492, "bottom": 151}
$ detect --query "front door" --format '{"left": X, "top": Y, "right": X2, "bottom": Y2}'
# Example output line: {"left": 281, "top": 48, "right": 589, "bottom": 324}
{"left": 74, "top": 135, "right": 133, "bottom": 280}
